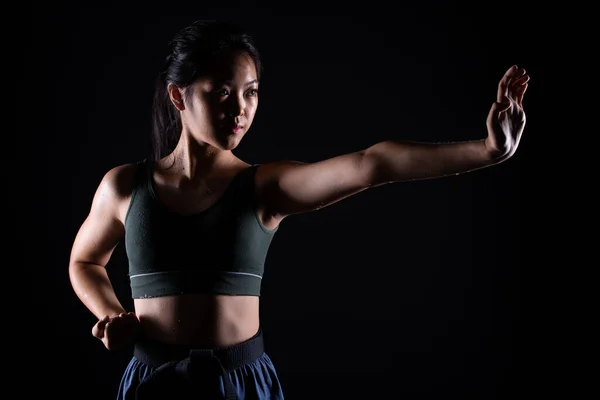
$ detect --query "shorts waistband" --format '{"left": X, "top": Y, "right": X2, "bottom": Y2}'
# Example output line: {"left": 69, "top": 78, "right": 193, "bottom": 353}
{"left": 133, "top": 327, "right": 265, "bottom": 371}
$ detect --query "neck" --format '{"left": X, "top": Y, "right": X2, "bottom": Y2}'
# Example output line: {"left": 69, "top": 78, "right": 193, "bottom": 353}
{"left": 160, "top": 133, "right": 236, "bottom": 180}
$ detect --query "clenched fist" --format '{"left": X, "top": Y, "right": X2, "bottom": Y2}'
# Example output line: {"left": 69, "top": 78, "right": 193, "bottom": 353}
{"left": 92, "top": 312, "right": 141, "bottom": 350}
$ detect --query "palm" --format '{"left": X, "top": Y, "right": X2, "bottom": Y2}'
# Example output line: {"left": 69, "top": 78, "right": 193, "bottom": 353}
{"left": 486, "top": 65, "right": 530, "bottom": 160}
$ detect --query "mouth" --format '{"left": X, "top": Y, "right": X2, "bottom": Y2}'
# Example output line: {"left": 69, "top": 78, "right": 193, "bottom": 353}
{"left": 230, "top": 125, "right": 243, "bottom": 134}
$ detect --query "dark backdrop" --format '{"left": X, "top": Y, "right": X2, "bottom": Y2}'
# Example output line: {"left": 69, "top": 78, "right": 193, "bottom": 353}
{"left": 18, "top": 1, "right": 557, "bottom": 398}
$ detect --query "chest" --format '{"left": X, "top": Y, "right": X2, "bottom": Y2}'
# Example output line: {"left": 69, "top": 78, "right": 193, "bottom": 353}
{"left": 153, "top": 183, "right": 228, "bottom": 216}
{"left": 150, "top": 168, "right": 245, "bottom": 216}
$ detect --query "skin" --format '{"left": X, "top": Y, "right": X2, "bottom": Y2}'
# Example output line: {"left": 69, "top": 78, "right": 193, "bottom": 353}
{"left": 69, "top": 51, "right": 529, "bottom": 350}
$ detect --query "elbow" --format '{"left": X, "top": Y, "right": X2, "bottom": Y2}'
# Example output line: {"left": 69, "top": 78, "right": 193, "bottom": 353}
{"left": 68, "top": 260, "right": 84, "bottom": 288}
{"left": 68, "top": 257, "right": 94, "bottom": 288}
{"left": 362, "top": 143, "right": 392, "bottom": 188}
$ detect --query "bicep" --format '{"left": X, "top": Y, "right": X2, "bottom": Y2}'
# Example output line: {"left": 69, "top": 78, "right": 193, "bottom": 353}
{"left": 261, "top": 150, "right": 373, "bottom": 219}
{"left": 69, "top": 169, "right": 127, "bottom": 268}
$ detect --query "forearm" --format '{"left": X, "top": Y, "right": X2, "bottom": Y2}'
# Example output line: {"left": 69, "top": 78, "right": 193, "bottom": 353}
{"left": 365, "top": 138, "right": 499, "bottom": 185}
{"left": 69, "top": 262, "right": 127, "bottom": 319}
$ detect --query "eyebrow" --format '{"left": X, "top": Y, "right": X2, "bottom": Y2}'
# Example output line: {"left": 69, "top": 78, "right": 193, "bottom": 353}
{"left": 217, "top": 79, "right": 259, "bottom": 87}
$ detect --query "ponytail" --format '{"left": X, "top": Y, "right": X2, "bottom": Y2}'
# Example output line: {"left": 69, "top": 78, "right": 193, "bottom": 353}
{"left": 150, "top": 66, "right": 181, "bottom": 161}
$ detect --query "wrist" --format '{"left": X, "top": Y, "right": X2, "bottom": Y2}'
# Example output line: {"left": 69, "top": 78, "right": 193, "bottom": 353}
{"left": 96, "top": 307, "right": 128, "bottom": 320}
{"left": 483, "top": 137, "right": 509, "bottom": 162}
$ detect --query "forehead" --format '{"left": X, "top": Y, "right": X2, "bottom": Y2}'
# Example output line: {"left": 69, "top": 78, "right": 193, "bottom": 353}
{"left": 204, "top": 50, "right": 257, "bottom": 82}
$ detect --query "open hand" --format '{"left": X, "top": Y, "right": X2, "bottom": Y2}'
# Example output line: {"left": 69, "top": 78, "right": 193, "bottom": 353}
{"left": 92, "top": 312, "right": 141, "bottom": 350}
{"left": 485, "top": 65, "right": 529, "bottom": 160}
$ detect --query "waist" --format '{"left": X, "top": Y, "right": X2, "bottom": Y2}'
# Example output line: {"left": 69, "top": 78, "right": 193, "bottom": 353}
{"left": 133, "top": 326, "right": 265, "bottom": 370}
{"left": 135, "top": 293, "right": 260, "bottom": 347}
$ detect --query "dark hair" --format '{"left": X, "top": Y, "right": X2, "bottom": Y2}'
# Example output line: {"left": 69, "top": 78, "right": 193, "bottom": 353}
{"left": 150, "top": 20, "right": 262, "bottom": 161}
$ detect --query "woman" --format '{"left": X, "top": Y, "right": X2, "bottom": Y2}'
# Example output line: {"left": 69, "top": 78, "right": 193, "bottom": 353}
{"left": 68, "top": 19, "right": 529, "bottom": 400}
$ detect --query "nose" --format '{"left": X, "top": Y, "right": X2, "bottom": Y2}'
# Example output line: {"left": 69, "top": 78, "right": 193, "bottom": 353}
{"left": 226, "top": 95, "right": 246, "bottom": 119}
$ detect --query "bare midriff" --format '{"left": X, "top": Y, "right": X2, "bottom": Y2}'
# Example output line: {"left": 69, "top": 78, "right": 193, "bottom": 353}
{"left": 134, "top": 293, "right": 260, "bottom": 348}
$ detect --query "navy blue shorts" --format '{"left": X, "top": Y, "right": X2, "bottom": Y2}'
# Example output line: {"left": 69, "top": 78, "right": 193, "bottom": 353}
{"left": 117, "top": 327, "right": 284, "bottom": 399}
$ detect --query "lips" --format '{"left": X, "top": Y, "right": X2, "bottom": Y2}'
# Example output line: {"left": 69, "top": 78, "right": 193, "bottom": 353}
{"left": 225, "top": 122, "right": 243, "bottom": 133}
{"left": 221, "top": 120, "right": 244, "bottom": 134}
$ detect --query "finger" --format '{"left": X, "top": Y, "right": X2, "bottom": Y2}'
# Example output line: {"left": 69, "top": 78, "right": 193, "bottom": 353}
{"left": 512, "top": 74, "right": 530, "bottom": 86}
{"left": 124, "top": 313, "right": 140, "bottom": 325}
{"left": 506, "top": 74, "right": 529, "bottom": 103}
{"left": 106, "top": 317, "right": 125, "bottom": 332}
{"left": 497, "top": 65, "right": 518, "bottom": 103}
{"left": 92, "top": 315, "right": 110, "bottom": 338}
{"left": 515, "top": 76, "right": 529, "bottom": 105}
{"left": 104, "top": 321, "right": 112, "bottom": 339}
{"left": 103, "top": 321, "right": 113, "bottom": 349}
{"left": 92, "top": 324, "right": 103, "bottom": 338}
{"left": 505, "top": 64, "right": 518, "bottom": 76}
{"left": 104, "top": 319, "right": 128, "bottom": 350}
{"left": 516, "top": 82, "right": 528, "bottom": 106}
{"left": 98, "top": 315, "right": 110, "bottom": 328}
{"left": 127, "top": 311, "right": 139, "bottom": 319}
{"left": 497, "top": 65, "right": 526, "bottom": 102}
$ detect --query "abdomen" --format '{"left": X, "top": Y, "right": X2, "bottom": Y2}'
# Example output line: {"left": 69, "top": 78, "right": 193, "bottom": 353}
{"left": 134, "top": 293, "right": 260, "bottom": 347}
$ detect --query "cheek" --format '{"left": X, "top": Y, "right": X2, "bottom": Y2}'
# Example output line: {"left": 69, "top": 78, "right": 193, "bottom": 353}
{"left": 209, "top": 101, "right": 228, "bottom": 119}
{"left": 198, "top": 102, "right": 225, "bottom": 123}
{"left": 247, "top": 100, "right": 258, "bottom": 117}
{"left": 192, "top": 94, "right": 219, "bottom": 117}
{"left": 195, "top": 108, "right": 217, "bottom": 126}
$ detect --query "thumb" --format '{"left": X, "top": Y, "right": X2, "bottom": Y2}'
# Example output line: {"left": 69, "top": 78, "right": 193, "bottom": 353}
{"left": 91, "top": 315, "right": 110, "bottom": 339}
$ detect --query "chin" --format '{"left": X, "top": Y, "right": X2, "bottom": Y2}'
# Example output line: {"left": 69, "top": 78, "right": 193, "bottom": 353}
{"left": 218, "top": 137, "right": 243, "bottom": 151}
{"left": 222, "top": 143, "right": 239, "bottom": 151}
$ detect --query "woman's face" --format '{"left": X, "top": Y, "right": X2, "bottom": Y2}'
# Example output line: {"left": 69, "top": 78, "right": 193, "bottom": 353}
{"left": 177, "top": 50, "right": 259, "bottom": 151}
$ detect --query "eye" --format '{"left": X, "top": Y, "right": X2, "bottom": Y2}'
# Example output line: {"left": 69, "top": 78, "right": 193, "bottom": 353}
{"left": 216, "top": 88, "right": 230, "bottom": 97}
{"left": 245, "top": 88, "right": 258, "bottom": 97}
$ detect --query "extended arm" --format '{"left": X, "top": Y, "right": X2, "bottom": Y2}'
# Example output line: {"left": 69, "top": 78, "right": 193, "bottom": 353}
{"left": 370, "top": 64, "right": 529, "bottom": 184}
{"left": 259, "top": 65, "right": 529, "bottom": 220}
{"left": 365, "top": 138, "right": 494, "bottom": 186}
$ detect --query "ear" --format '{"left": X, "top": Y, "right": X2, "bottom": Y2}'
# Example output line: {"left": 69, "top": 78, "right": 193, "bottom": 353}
{"left": 167, "top": 83, "right": 185, "bottom": 111}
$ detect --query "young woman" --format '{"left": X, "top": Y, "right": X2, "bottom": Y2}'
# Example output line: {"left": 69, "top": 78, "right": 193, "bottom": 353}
{"left": 68, "top": 19, "right": 529, "bottom": 400}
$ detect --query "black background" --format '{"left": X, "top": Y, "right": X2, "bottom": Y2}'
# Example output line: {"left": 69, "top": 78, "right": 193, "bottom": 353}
{"left": 16, "top": 1, "right": 564, "bottom": 398}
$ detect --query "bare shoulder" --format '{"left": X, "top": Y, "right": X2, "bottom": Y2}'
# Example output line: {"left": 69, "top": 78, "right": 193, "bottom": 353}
{"left": 252, "top": 160, "right": 306, "bottom": 227}
{"left": 101, "top": 162, "right": 140, "bottom": 195}
{"left": 92, "top": 161, "right": 142, "bottom": 223}
{"left": 254, "top": 160, "right": 306, "bottom": 183}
